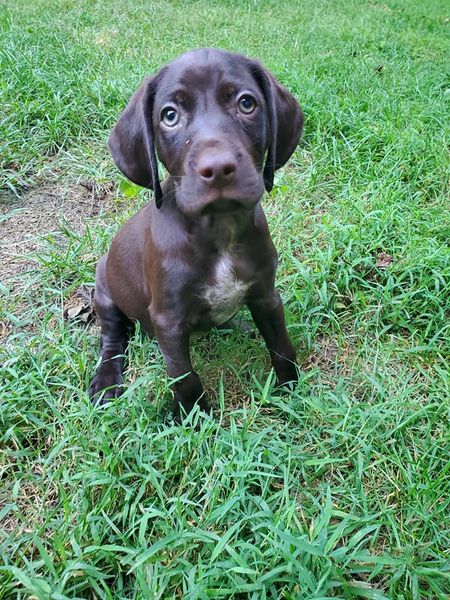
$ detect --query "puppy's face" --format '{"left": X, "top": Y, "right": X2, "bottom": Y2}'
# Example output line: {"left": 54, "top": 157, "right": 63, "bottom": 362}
{"left": 108, "top": 48, "right": 303, "bottom": 214}
{"left": 153, "top": 49, "right": 268, "bottom": 215}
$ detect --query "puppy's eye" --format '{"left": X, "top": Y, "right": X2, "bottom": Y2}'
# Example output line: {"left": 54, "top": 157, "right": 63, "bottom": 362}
{"left": 237, "top": 94, "right": 257, "bottom": 115}
{"left": 161, "top": 106, "right": 180, "bottom": 127}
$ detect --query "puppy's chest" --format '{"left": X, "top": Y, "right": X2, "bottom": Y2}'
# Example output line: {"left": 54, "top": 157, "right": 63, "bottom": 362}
{"left": 202, "top": 252, "right": 251, "bottom": 325}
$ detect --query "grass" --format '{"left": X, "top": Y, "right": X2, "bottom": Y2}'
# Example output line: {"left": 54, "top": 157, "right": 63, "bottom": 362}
{"left": 1, "top": 0, "right": 449, "bottom": 597}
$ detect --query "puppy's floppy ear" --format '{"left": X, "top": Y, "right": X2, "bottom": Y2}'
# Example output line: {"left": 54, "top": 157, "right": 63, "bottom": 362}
{"left": 108, "top": 70, "right": 166, "bottom": 208}
{"left": 251, "top": 62, "right": 304, "bottom": 192}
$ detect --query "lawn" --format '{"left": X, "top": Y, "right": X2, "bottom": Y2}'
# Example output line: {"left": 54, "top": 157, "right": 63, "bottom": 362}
{"left": 1, "top": 0, "right": 449, "bottom": 598}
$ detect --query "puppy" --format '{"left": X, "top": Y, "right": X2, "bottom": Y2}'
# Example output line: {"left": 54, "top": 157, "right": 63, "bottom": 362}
{"left": 89, "top": 48, "right": 303, "bottom": 418}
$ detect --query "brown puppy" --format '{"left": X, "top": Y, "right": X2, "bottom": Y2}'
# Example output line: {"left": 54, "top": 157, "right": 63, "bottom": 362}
{"left": 89, "top": 48, "right": 303, "bottom": 418}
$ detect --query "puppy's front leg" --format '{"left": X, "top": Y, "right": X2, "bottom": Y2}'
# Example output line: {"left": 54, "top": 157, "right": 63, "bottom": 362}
{"left": 247, "top": 289, "right": 298, "bottom": 386}
{"left": 153, "top": 315, "right": 210, "bottom": 419}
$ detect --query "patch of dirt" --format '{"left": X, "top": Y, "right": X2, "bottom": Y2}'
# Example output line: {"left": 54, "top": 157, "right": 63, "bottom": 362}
{"left": 303, "top": 333, "right": 355, "bottom": 380}
{"left": 0, "top": 181, "right": 115, "bottom": 283}
{"left": 0, "top": 180, "right": 116, "bottom": 343}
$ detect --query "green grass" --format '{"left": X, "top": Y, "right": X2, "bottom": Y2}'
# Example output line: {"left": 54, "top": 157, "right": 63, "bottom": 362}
{"left": 1, "top": 0, "right": 449, "bottom": 598}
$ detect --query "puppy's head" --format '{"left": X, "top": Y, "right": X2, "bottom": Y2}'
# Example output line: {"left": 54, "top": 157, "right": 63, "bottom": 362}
{"left": 109, "top": 48, "right": 303, "bottom": 214}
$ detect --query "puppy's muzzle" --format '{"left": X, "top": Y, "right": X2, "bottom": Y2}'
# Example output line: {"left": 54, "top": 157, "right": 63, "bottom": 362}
{"left": 184, "top": 138, "right": 261, "bottom": 215}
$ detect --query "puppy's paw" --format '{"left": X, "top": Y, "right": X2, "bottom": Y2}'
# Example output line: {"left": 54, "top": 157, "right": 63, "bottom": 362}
{"left": 88, "top": 370, "right": 123, "bottom": 405}
{"left": 275, "top": 363, "right": 299, "bottom": 390}
{"left": 173, "top": 395, "right": 212, "bottom": 425}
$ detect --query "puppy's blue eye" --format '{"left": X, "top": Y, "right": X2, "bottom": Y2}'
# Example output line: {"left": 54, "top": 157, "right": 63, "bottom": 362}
{"left": 161, "top": 106, "right": 179, "bottom": 127}
{"left": 237, "top": 94, "right": 256, "bottom": 115}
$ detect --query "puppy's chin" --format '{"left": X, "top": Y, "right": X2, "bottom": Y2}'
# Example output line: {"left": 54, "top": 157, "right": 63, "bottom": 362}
{"left": 200, "top": 198, "right": 254, "bottom": 216}
{"left": 176, "top": 176, "right": 265, "bottom": 217}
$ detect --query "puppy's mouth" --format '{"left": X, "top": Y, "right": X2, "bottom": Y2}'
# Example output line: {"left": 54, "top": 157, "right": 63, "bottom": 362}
{"left": 200, "top": 198, "right": 251, "bottom": 215}
{"left": 176, "top": 171, "right": 265, "bottom": 216}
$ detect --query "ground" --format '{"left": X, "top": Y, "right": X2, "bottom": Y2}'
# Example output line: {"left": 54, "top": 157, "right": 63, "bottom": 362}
{"left": 1, "top": 0, "right": 449, "bottom": 598}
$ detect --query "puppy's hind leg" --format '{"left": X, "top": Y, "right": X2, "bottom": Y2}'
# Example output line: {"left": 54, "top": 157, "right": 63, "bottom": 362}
{"left": 88, "top": 255, "right": 131, "bottom": 403}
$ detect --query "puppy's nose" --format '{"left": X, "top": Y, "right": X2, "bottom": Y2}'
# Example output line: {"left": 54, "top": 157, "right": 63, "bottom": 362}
{"left": 196, "top": 150, "right": 237, "bottom": 188}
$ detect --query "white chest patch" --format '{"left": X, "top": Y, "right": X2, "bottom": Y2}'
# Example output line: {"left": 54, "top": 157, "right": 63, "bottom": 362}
{"left": 203, "top": 253, "right": 250, "bottom": 325}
